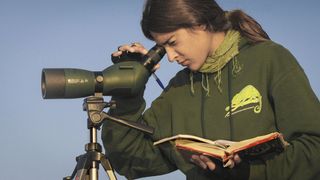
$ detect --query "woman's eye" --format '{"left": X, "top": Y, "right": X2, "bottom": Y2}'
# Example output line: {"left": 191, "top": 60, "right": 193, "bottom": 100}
{"left": 168, "top": 41, "right": 176, "bottom": 46}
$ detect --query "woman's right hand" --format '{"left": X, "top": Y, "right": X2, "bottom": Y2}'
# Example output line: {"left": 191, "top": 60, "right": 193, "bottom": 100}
{"left": 112, "top": 42, "right": 161, "bottom": 70}
{"left": 112, "top": 42, "right": 148, "bottom": 58}
{"left": 190, "top": 153, "right": 242, "bottom": 170}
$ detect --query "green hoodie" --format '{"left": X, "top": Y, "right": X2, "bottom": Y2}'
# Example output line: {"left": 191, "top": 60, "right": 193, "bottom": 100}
{"left": 102, "top": 37, "right": 320, "bottom": 180}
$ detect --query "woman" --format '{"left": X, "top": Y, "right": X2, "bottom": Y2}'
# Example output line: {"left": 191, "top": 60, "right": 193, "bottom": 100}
{"left": 102, "top": 0, "right": 320, "bottom": 179}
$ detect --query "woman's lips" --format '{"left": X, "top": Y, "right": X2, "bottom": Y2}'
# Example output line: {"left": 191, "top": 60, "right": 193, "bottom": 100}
{"left": 179, "top": 60, "right": 190, "bottom": 66}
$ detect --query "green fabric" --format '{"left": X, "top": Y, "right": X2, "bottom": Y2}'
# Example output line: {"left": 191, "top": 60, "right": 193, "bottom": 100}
{"left": 191, "top": 30, "right": 242, "bottom": 95}
{"left": 199, "top": 30, "right": 241, "bottom": 73}
{"left": 101, "top": 37, "right": 320, "bottom": 180}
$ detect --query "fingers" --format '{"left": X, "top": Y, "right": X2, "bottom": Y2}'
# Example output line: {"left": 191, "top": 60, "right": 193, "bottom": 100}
{"left": 152, "top": 63, "right": 161, "bottom": 71}
{"left": 191, "top": 154, "right": 242, "bottom": 171}
{"left": 190, "top": 155, "right": 207, "bottom": 169}
{"left": 112, "top": 50, "right": 123, "bottom": 57}
{"left": 190, "top": 155, "right": 216, "bottom": 171}
{"left": 112, "top": 42, "right": 148, "bottom": 58}
{"left": 224, "top": 159, "right": 235, "bottom": 168}
{"left": 200, "top": 155, "right": 216, "bottom": 171}
{"left": 233, "top": 154, "right": 242, "bottom": 164}
{"left": 129, "top": 42, "right": 148, "bottom": 55}
{"left": 223, "top": 154, "right": 242, "bottom": 168}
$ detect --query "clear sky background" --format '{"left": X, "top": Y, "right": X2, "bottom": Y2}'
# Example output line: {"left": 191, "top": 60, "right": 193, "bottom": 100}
{"left": 0, "top": 0, "right": 319, "bottom": 179}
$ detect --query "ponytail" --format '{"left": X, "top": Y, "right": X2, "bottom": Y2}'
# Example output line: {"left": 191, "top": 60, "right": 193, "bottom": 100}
{"left": 227, "top": 10, "right": 270, "bottom": 43}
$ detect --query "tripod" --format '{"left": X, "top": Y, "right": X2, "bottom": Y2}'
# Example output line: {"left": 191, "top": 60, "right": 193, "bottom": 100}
{"left": 63, "top": 95, "right": 154, "bottom": 180}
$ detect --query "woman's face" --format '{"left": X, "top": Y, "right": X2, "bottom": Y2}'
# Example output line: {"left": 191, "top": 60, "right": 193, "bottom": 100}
{"left": 151, "top": 27, "right": 222, "bottom": 71}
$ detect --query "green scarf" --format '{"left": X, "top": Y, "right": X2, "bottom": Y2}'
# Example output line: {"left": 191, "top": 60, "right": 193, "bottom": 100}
{"left": 190, "top": 30, "right": 242, "bottom": 95}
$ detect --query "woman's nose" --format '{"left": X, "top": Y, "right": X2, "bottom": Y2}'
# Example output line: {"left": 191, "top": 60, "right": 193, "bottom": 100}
{"left": 165, "top": 47, "right": 178, "bottom": 62}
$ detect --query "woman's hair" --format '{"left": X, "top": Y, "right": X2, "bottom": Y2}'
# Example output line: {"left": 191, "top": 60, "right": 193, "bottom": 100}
{"left": 141, "top": 0, "right": 270, "bottom": 43}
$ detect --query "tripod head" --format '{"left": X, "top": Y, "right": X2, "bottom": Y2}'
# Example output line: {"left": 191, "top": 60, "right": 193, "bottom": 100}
{"left": 84, "top": 94, "right": 154, "bottom": 134}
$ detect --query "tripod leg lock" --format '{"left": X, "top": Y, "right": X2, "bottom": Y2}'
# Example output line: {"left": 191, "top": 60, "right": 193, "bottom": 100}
{"left": 85, "top": 143, "right": 102, "bottom": 152}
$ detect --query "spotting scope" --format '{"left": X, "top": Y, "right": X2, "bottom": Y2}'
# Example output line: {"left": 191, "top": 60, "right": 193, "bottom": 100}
{"left": 41, "top": 45, "right": 165, "bottom": 99}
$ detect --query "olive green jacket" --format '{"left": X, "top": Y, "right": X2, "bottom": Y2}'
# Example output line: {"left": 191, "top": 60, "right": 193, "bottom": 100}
{"left": 102, "top": 38, "right": 320, "bottom": 180}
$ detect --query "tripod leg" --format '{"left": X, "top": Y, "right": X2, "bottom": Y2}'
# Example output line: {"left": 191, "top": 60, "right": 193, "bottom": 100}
{"left": 64, "top": 154, "right": 90, "bottom": 180}
{"left": 89, "top": 161, "right": 99, "bottom": 180}
{"left": 75, "top": 154, "right": 91, "bottom": 180}
{"left": 63, "top": 164, "right": 77, "bottom": 180}
{"left": 100, "top": 156, "right": 117, "bottom": 180}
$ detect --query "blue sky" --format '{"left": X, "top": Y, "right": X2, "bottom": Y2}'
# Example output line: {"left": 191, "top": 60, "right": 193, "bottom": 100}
{"left": 0, "top": 0, "right": 319, "bottom": 179}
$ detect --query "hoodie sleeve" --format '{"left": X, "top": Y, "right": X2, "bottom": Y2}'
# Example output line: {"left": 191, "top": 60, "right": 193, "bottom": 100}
{"left": 101, "top": 87, "right": 177, "bottom": 179}
{"left": 249, "top": 46, "right": 320, "bottom": 180}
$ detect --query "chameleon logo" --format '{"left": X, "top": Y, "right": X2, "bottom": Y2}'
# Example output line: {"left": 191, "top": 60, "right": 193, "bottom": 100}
{"left": 225, "top": 85, "right": 262, "bottom": 118}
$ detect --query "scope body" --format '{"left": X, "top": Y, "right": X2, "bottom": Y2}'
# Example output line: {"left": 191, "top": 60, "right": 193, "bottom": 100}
{"left": 42, "top": 61, "right": 150, "bottom": 99}
{"left": 41, "top": 45, "right": 166, "bottom": 99}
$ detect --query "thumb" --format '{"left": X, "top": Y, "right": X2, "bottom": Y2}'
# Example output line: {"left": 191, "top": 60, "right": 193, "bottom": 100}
{"left": 152, "top": 63, "right": 160, "bottom": 71}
